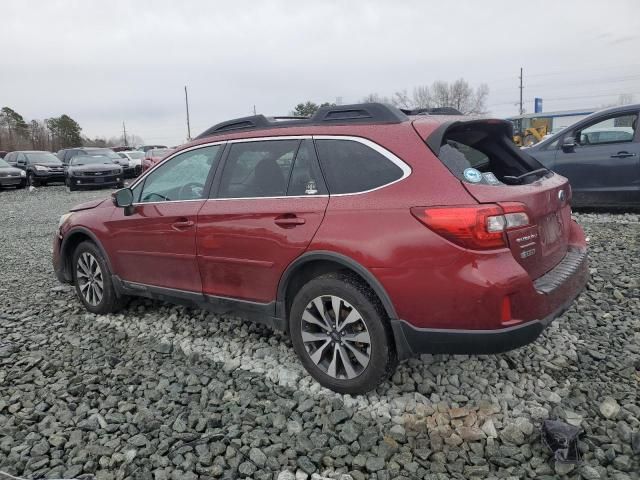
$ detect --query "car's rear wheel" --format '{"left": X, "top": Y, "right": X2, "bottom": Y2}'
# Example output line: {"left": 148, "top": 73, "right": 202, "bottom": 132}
{"left": 72, "top": 241, "right": 125, "bottom": 314}
{"left": 289, "top": 273, "right": 396, "bottom": 394}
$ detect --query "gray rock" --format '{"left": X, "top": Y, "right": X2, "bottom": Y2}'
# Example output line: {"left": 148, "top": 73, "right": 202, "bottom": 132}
{"left": 599, "top": 397, "right": 621, "bottom": 419}
{"left": 249, "top": 447, "right": 267, "bottom": 468}
{"left": 365, "top": 456, "right": 385, "bottom": 472}
{"left": 238, "top": 461, "right": 256, "bottom": 476}
{"left": 580, "top": 465, "right": 601, "bottom": 480}
{"left": 297, "top": 455, "right": 316, "bottom": 474}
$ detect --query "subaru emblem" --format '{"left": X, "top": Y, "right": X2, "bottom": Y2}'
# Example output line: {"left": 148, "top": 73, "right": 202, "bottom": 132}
{"left": 558, "top": 190, "right": 566, "bottom": 203}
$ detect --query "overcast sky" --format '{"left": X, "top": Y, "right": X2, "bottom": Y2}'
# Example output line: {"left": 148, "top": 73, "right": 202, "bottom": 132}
{"left": 2, "top": 0, "right": 640, "bottom": 146}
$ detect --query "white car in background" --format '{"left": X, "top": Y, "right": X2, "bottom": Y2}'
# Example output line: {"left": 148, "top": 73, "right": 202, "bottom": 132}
{"left": 118, "top": 150, "right": 145, "bottom": 176}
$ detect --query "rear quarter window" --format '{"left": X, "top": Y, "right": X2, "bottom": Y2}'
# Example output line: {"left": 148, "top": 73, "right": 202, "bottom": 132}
{"left": 314, "top": 139, "right": 405, "bottom": 194}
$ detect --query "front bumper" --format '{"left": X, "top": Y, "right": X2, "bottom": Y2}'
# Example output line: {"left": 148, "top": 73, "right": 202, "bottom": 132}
{"left": 34, "top": 171, "right": 65, "bottom": 182}
{"left": 68, "top": 174, "right": 122, "bottom": 188}
{"left": 391, "top": 247, "right": 589, "bottom": 358}
{"left": 0, "top": 176, "right": 25, "bottom": 186}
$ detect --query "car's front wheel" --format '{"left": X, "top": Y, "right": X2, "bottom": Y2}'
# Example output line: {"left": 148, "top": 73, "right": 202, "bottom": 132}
{"left": 289, "top": 273, "right": 397, "bottom": 394}
{"left": 72, "top": 241, "right": 125, "bottom": 314}
{"left": 27, "top": 172, "right": 39, "bottom": 187}
{"left": 66, "top": 177, "right": 77, "bottom": 191}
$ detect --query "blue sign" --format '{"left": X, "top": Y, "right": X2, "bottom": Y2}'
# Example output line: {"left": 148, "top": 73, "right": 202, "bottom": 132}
{"left": 534, "top": 97, "right": 543, "bottom": 113}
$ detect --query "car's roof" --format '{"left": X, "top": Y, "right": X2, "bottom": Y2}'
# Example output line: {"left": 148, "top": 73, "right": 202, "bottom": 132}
{"left": 14, "top": 150, "right": 55, "bottom": 153}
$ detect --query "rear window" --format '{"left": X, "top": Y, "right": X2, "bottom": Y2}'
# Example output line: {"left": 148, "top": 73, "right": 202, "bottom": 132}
{"left": 314, "top": 139, "right": 404, "bottom": 194}
{"left": 434, "top": 122, "right": 547, "bottom": 186}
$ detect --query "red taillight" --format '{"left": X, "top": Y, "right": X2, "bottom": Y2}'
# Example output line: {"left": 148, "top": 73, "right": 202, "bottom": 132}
{"left": 411, "top": 203, "right": 530, "bottom": 250}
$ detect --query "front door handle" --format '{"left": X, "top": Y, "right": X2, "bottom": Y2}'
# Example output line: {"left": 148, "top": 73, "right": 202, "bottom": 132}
{"left": 172, "top": 218, "right": 195, "bottom": 230}
{"left": 610, "top": 151, "right": 637, "bottom": 158}
{"left": 274, "top": 215, "right": 306, "bottom": 227}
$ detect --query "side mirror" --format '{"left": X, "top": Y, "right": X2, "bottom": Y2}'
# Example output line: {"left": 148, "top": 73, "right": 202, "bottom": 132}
{"left": 113, "top": 187, "right": 133, "bottom": 207}
{"left": 561, "top": 136, "right": 576, "bottom": 153}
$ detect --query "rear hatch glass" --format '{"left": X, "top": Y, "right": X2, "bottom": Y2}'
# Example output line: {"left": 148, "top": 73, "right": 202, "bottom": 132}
{"left": 418, "top": 119, "right": 572, "bottom": 279}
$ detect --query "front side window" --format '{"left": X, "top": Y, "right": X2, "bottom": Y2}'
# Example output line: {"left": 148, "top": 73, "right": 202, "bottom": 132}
{"left": 314, "top": 139, "right": 404, "bottom": 194}
{"left": 575, "top": 113, "right": 638, "bottom": 146}
{"left": 138, "top": 145, "right": 221, "bottom": 203}
{"left": 218, "top": 140, "right": 300, "bottom": 198}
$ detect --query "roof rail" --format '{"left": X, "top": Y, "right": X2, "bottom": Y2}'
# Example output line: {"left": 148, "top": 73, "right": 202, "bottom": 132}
{"left": 196, "top": 103, "right": 409, "bottom": 139}
{"left": 401, "top": 107, "right": 464, "bottom": 116}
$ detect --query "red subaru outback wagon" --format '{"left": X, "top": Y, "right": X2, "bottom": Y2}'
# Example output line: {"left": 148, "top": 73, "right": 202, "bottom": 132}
{"left": 53, "top": 103, "right": 588, "bottom": 394}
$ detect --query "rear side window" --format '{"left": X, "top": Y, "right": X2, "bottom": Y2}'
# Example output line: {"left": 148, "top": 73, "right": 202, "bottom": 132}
{"left": 218, "top": 140, "right": 300, "bottom": 198}
{"left": 314, "top": 139, "right": 404, "bottom": 194}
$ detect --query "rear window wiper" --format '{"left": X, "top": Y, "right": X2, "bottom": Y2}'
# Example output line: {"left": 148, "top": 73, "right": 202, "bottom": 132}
{"left": 502, "top": 168, "right": 549, "bottom": 185}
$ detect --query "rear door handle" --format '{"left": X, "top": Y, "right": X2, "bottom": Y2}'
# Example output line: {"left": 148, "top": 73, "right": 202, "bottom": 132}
{"left": 274, "top": 215, "right": 306, "bottom": 227}
{"left": 172, "top": 218, "right": 195, "bottom": 230}
{"left": 610, "top": 151, "right": 637, "bottom": 158}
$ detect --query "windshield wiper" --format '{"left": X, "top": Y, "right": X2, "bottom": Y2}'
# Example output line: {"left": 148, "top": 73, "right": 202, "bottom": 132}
{"left": 502, "top": 168, "right": 549, "bottom": 185}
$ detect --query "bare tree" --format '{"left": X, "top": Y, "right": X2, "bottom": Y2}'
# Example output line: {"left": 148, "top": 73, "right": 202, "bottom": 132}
{"left": 391, "top": 89, "right": 412, "bottom": 109}
{"left": 363, "top": 79, "right": 489, "bottom": 115}
{"left": 412, "top": 85, "right": 431, "bottom": 109}
{"left": 361, "top": 93, "right": 392, "bottom": 104}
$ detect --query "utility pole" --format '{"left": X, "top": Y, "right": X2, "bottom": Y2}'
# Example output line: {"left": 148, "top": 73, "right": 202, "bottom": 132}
{"left": 519, "top": 67, "right": 524, "bottom": 115}
{"left": 184, "top": 86, "right": 192, "bottom": 141}
{"left": 253, "top": 105, "right": 256, "bottom": 115}
{"left": 122, "top": 121, "right": 128, "bottom": 147}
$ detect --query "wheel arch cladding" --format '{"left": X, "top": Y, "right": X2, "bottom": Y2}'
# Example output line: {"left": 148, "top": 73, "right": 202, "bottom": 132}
{"left": 277, "top": 251, "right": 399, "bottom": 324}
{"left": 61, "top": 228, "right": 113, "bottom": 281}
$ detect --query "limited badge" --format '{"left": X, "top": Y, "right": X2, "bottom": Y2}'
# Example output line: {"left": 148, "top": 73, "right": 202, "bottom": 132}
{"left": 305, "top": 180, "right": 318, "bottom": 195}
{"left": 463, "top": 168, "right": 483, "bottom": 183}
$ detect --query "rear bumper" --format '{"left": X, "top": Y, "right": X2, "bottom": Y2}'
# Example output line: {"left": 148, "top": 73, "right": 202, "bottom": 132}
{"left": 391, "top": 281, "right": 582, "bottom": 356}
{"left": 390, "top": 245, "right": 588, "bottom": 358}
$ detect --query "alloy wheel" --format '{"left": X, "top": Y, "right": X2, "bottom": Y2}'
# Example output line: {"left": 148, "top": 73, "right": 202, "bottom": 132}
{"left": 76, "top": 252, "right": 104, "bottom": 306}
{"left": 301, "top": 295, "right": 371, "bottom": 380}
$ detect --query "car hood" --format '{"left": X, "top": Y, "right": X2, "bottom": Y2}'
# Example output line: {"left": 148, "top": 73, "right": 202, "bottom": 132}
{"left": 69, "top": 198, "right": 107, "bottom": 212}
{"left": 0, "top": 166, "right": 24, "bottom": 175}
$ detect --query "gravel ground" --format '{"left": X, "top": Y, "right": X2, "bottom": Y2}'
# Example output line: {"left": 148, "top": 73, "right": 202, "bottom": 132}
{"left": 0, "top": 185, "right": 638, "bottom": 480}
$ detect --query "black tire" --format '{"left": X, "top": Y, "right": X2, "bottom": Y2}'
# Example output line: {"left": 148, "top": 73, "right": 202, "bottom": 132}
{"left": 72, "top": 241, "right": 126, "bottom": 314}
{"left": 289, "top": 272, "right": 397, "bottom": 394}
{"left": 66, "top": 177, "right": 77, "bottom": 191}
{"left": 116, "top": 182, "right": 125, "bottom": 189}
{"left": 16, "top": 180, "right": 26, "bottom": 189}
{"left": 27, "top": 172, "right": 39, "bottom": 187}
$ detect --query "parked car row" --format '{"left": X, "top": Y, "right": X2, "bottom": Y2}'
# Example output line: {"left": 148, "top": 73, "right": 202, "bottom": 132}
{"left": 0, "top": 147, "right": 145, "bottom": 190}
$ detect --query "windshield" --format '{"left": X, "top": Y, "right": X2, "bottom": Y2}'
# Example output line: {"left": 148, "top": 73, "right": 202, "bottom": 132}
{"left": 86, "top": 149, "right": 121, "bottom": 159}
{"left": 0, "top": 159, "right": 10, "bottom": 168}
{"left": 148, "top": 149, "right": 172, "bottom": 158}
{"left": 26, "top": 152, "right": 61, "bottom": 164}
{"left": 71, "top": 155, "right": 115, "bottom": 166}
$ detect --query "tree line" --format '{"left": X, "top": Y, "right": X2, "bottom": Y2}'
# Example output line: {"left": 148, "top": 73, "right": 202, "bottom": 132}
{"left": 0, "top": 107, "right": 144, "bottom": 152}
{"left": 291, "top": 78, "right": 489, "bottom": 117}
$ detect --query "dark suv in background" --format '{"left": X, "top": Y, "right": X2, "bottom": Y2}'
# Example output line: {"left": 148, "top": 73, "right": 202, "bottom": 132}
{"left": 53, "top": 103, "right": 588, "bottom": 393}
{"left": 5, "top": 150, "right": 65, "bottom": 186}
{"left": 526, "top": 104, "right": 640, "bottom": 207}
